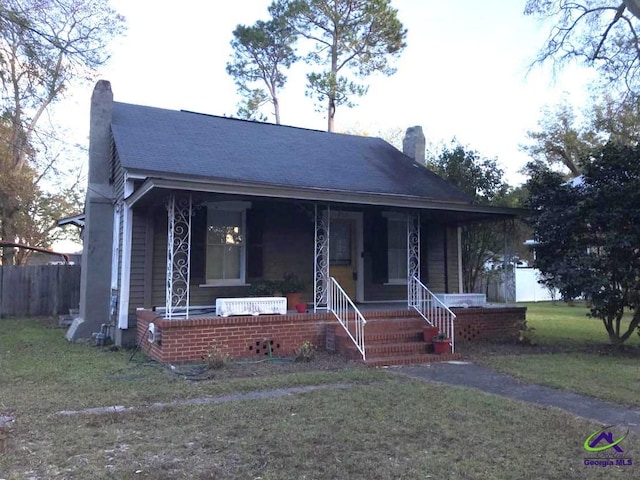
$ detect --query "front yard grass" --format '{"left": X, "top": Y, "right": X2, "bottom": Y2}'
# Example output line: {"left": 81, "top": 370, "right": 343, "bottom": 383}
{"left": 1, "top": 316, "right": 635, "bottom": 479}
{"left": 473, "top": 301, "right": 640, "bottom": 407}
{"left": 524, "top": 300, "right": 640, "bottom": 348}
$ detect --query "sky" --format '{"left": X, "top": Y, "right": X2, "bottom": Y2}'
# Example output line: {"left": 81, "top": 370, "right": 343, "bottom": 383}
{"left": 56, "top": 0, "right": 596, "bottom": 187}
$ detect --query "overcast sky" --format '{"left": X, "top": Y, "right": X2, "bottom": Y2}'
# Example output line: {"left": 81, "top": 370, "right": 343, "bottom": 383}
{"left": 56, "top": 0, "right": 595, "bottom": 186}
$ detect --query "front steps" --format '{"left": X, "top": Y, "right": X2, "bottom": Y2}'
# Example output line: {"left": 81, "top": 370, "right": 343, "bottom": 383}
{"left": 328, "top": 309, "right": 461, "bottom": 367}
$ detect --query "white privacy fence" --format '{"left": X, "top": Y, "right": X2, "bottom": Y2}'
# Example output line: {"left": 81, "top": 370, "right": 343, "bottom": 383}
{"left": 515, "top": 268, "right": 559, "bottom": 302}
{"left": 482, "top": 267, "right": 559, "bottom": 303}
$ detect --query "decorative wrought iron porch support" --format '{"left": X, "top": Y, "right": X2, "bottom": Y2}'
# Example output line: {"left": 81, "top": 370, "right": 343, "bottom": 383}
{"left": 314, "top": 204, "right": 330, "bottom": 312}
{"left": 407, "top": 211, "right": 421, "bottom": 306}
{"left": 166, "top": 193, "right": 192, "bottom": 319}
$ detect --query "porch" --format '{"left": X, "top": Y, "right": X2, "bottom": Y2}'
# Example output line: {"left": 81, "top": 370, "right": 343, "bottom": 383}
{"left": 135, "top": 302, "right": 525, "bottom": 367}
{"left": 126, "top": 190, "right": 524, "bottom": 365}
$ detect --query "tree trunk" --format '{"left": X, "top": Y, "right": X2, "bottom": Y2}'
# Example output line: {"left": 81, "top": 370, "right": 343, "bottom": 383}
{"left": 624, "top": 0, "right": 640, "bottom": 20}
{"left": 273, "top": 96, "right": 281, "bottom": 125}
{"left": 327, "top": 97, "right": 335, "bottom": 132}
{"left": 328, "top": 22, "right": 339, "bottom": 132}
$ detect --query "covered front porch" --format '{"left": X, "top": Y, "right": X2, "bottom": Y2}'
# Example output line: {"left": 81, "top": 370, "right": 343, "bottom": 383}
{"left": 125, "top": 187, "right": 523, "bottom": 364}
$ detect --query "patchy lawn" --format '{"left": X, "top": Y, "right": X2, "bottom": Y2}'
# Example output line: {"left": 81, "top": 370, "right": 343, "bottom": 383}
{"left": 0, "top": 316, "right": 638, "bottom": 479}
{"left": 467, "top": 301, "right": 640, "bottom": 407}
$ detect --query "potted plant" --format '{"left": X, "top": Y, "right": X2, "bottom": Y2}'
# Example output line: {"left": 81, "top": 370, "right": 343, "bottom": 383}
{"left": 423, "top": 325, "right": 439, "bottom": 343}
{"left": 432, "top": 332, "right": 451, "bottom": 354}
{"left": 280, "top": 272, "right": 305, "bottom": 310}
{"left": 248, "top": 280, "right": 280, "bottom": 297}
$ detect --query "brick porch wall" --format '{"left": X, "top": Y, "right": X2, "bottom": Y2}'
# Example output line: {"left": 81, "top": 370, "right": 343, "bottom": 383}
{"left": 453, "top": 307, "right": 526, "bottom": 343}
{"left": 136, "top": 306, "right": 526, "bottom": 364}
{"left": 136, "top": 309, "right": 332, "bottom": 364}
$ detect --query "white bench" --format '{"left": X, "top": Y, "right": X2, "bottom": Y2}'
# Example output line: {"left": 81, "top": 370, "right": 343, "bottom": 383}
{"left": 215, "top": 297, "right": 287, "bottom": 317}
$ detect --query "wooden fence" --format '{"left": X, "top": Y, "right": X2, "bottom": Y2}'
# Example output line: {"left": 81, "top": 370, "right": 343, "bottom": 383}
{"left": 0, "top": 265, "right": 81, "bottom": 317}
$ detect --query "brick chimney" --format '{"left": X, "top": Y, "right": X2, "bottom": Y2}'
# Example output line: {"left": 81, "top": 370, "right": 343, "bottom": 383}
{"left": 66, "top": 80, "right": 115, "bottom": 341}
{"left": 402, "top": 126, "right": 425, "bottom": 164}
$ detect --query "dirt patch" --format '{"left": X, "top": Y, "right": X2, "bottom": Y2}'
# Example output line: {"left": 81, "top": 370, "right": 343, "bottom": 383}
{"left": 166, "top": 350, "right": 362, "bottom": 381}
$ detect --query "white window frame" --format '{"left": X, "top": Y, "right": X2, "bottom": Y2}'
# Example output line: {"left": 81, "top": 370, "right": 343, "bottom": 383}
{"left": 383, "top": 212, "right": 408, "bottom": 285}
{"left": 203, "top": 201, "right": 250, "bottom": 286}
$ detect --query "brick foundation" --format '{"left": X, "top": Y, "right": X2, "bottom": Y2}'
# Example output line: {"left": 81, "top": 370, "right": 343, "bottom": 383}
{"left": 136, "top": 305, "right": 526, "bottom": 364}
{"left": 136, "top": 309, "right": 332, "bottom": 364}
{"left": 453, "top": 306, "right": 526, "bottom": 342}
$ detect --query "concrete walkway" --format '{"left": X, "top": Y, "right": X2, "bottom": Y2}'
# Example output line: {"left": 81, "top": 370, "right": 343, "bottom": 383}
{"left": 393, "top": 361, "right": 640, "bottom": 432}
{"left": 55, "top": 361, "right": 640, "bottom": 433}
{"left": 57, "top": 383, "right": 356, "bottom": 416}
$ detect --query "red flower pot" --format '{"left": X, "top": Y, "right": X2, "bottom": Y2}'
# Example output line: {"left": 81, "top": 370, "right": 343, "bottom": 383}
{"left": 433, "top": 339, "right": 451, "bottom": 355}
{"left": 295, "top": 302, "right": 307, "bottom": 313}
{"left": 423, "top": 326, "right": 439, "bottom": 343}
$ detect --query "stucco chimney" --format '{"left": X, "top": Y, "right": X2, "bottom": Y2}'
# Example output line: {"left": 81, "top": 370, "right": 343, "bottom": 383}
{"left": 402, "top": 126, "right": 425, "bottom": 164}
{"left": 67, "top": 80, "right": 115, "bottom": 342}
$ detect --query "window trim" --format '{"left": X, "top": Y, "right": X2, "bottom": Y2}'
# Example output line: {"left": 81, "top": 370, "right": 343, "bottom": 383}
{"left": 204, "top": 201, "right": 251, "bottom": 286}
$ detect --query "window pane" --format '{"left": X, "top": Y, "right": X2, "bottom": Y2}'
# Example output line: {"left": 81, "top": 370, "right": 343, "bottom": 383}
{"left": 207, "top": 210, "right": 243, "bottom": 245}
{"left": 206, "top": 245, "right": 224, "bottom": 279}
{"left": 389, "top": 248, "right": 399, "bottom": 279}
{"left": 224, "top": 245, "right": 241, "bottom": 279}
{"left": 330, "top": 221, "right": 351, "bottom": 265}
{"left": 387, "top": 218, "right": 408, "bottom": 280}
{"left": 207, "top": 226, "right": 226, "bottom": 244}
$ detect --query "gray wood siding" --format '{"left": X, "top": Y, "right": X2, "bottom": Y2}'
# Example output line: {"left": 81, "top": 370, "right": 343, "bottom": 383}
{"left": 362, "top": 219, "right": 460, "bottom": 301}
{"left": 148, "top": 200, "right": 315, "bottom": 308}
{"left": 127, "top": 209, "right": 147, "bottom": 323}
{"left": 134, "top": 196, "right": 462, "bottom": 309}
{"left": 424, "top": 224, "right": 459, "bottom": 293}
{"left": 446, "top": 226, "right": 460, "bottom": 294}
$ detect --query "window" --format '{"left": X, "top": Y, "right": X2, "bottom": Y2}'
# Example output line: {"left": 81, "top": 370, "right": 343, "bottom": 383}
{"left": 206, "top": 203, "right": 248, "bottom": 285}
{"left": 330, "top": 220, "right": 352, "bottom": 266}
{"left": 387, "top": 217, "right": 408, "bottom": 283}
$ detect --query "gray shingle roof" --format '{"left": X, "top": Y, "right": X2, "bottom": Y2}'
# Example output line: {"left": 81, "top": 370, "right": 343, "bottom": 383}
{"left": 111, "top": 102, "right": 473, "bottom": 204}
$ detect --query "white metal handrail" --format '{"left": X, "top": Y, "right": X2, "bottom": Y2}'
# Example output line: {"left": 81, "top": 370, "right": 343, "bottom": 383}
{"left": 408, "top": 276, "right": 457, "bottom": 352}
{"left": 327, "top": 277, "right": 367, "bottom": 360}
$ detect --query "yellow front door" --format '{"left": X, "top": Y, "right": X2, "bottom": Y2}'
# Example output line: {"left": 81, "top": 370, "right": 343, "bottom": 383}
{"left": 329, "top": 218, "right": 357, "bottom": 298}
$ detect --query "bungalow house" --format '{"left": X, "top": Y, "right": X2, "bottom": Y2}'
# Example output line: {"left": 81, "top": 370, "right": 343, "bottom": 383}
{"left": 67, "top": 80, "right": 525, "bottom": 366}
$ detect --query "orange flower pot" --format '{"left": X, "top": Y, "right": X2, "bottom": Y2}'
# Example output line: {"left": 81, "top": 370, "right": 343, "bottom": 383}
{"left": 433, "top": 339, "right": 451, "bottom": 354}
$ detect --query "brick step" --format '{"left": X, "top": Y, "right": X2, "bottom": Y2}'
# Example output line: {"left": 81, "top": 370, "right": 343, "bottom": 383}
{"left": 343, "top": 341, "right": 432, "bottom": 357}
{"left": 334, "top": 318, "right": 426, "bottom": 334}
{"left": 364, "top": 330, "right": 425, "bottom": 344}
{"left": 363, "top": 352, "right": 462, "bottom": 367}
{"left": 332, "top": 325, "right": 425, "bottom": 343}
{"left": 360, "top": 309, "right": 418, "bottom": 319}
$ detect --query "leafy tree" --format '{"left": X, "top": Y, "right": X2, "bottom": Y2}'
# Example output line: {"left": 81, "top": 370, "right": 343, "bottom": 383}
{"left": 523, "top": 94, "right": 640, "bottom": 176}
{"left": 523, "top": 100, "right": 597, "bottom": 176}
{"left": 0, "top": 0, "right": 125, "bottom": 264}
{"left": 226, "top": 14, "right": 298, "bottom": 124}
{"left": 234, "top": 88, "right": 269, "bottom": 122}
{"left": 276, "top": 0, "right": 406, "bottom": 131}
{"left": 525, "top": 1, "right": 640, "bottom": 97}
{"left": 427, "top": 143, "right": 511, "bottom": 293}
{"left": 340, "top": 125, "right": 404, "bottom": 149}
{"left": 526, "top": 144, "right": 640, "bottom": 346}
